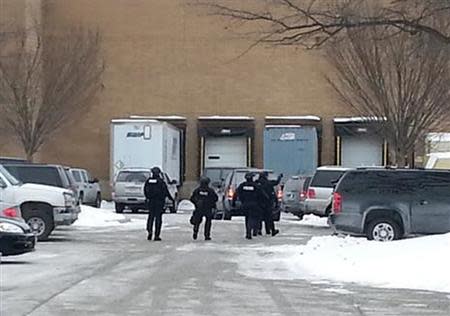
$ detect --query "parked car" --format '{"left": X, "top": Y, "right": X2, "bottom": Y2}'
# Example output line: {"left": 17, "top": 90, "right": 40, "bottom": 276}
{"left": 221, "top": 168, "right": 282, "bottom": 221}
{"left": 0, "top": 216, "right": 36, "bottom": 256}
{"left": 3, "top": 163, "right": 80, "bottom": 203}
{"left": 305, "top": 166, "right": 350, "bottom": 217}
{"left": 112, "top": 168, "right": 178, "bottom": 213}
{"left": 282, "top": 175, "right": 312, "bottom": 219}
{"left": 70, "top": 168, "right": 102, "bottom": 207}
{"left": 202, "top": 166, "right": 240, "bottom": 212}
{"left": 0, "top": 165, "right": 78, "bottom": 240}
{"left": 330, "top": 168, "right": 450, "bottom": 241}
{"left": 202, "top": 167, "right": 237, "bottom": 189}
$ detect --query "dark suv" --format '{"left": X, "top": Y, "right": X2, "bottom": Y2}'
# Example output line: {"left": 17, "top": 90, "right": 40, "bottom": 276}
{"left": 330, "top": 169, "right": 450, "bottom": 241}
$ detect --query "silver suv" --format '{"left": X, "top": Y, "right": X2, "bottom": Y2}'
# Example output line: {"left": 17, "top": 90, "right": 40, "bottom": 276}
{"left": 70, "top": 168, "right": 102, "bottom": 208}
{"left": 305, "top": 166, "right": 350, "bottom": 217}
{"left": 112, "top": 168, "right": 178, "bottom": 213}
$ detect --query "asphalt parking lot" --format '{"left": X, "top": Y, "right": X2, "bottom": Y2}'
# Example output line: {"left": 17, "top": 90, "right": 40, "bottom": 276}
{"left": 1, "top": 212, "right": 449, "bottom": 316}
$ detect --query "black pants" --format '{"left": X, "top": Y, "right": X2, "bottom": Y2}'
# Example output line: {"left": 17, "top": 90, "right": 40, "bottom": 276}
{"left": 193, "top": 209, "right": 213, "bottom": 238}
{"left": 258, "top": 206, "right": 275, "bottom": 234}
{"left": 147, "top": 203, "right": 164, "bottom": 237}
{"left": 243, "top": 203, "right": 262, "bottom": 238}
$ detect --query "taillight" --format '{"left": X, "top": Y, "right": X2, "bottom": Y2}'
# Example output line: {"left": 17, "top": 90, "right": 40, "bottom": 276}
{"left": 2, "top": 207, "right": 18, "bottom": 218}
{"left": 333, "top": 192, "right": 342, "bottom": 214}
{"left": 277, "top": 188, "right": 283, "bottom": 201}
{"left": 227, "top": 187, "right": 235, "bottom": 200}
{"left": 307, "top": 188, "right": 316, "bottom": 199}
{"left": 299, "top": 191, "right": 307, "bottom": 201}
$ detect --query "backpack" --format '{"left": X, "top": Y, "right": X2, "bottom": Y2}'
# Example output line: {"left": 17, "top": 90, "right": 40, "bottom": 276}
{"left": 145, "top": 178, "right": 165, "bottom": 200}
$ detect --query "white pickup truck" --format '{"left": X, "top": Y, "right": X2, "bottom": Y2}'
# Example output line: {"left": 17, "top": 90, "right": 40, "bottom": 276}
{"left": 0, "top": 165, "right": 79, "bottom": 240}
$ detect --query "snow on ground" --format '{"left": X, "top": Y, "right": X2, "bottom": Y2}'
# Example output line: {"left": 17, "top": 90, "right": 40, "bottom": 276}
{"left": 288, "top": 214, "right": 329, "bottom": 228}
{"left": 231, "top": 233, "right": 450, "bottom": 293}
{"left": 74, "top": 204, "right": 145, "bottom": 228}
{"left": 177, "top": 200, "right": 195, "bottom": 212}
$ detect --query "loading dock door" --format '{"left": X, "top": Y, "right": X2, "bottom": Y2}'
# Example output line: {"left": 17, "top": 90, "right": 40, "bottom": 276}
{"left": 341, "top": 135, "right": 382, "bottom": 167}
{"left": 204, "top": 136, "right": 247, "bottom": 168}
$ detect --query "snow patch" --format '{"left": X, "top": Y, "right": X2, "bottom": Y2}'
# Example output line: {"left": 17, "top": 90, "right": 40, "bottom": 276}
{"left": 265, "top": 115, "right": 321, "bottom": 121}
{"left": 177, "top": 200, "right": 195, "bottom": 212}
{"left": 74, "top": 205, "right": 144, "bottom": 228}
{"left": 294, "top": 214, "right": 329, "bottom": 228}
{"left": 232, "top": 234, "right": 450, "bottom": 293}
{"left": 322, "top": 288, "right": 354, "bottom": 295}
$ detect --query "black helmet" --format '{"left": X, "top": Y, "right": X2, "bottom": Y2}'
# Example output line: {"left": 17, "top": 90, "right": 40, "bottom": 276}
{"left": 244, "top": 172, "right": 254, "bottom": 181}
{"left": 151, "top": 166, "right": 161, "bottom": 176}
{"left": 259, "top": 171, "right": 268, "bottom": 180}
{"left": 199, "top": 176, "right": 210, "bottom": 186}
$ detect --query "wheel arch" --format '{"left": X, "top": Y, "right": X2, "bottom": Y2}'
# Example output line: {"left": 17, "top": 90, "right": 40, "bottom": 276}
{"left": 363, "top": 208, "right": 405, "bottom": 237}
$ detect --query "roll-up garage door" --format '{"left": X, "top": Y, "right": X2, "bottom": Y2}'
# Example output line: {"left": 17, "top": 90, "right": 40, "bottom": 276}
{"left": 341, "top": 135, "right": 382, "bottom": 167}
{"left": 204, "top": 136, "right": 247, "bottom": 168}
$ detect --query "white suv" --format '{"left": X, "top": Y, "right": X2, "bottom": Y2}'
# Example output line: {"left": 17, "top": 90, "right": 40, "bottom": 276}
{"left": 0, "top": 165, "right": 78, "bottom": 240}
{"left": 305, "top": 166, "right": 350, "bottom": 217}
{"left": 112, "top": 168, "right": 178, "bottom": 213}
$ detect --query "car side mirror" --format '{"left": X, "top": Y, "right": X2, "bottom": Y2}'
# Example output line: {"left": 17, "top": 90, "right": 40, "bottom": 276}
{"left": 90, "top": 178, "right": 99, "bottom": 184}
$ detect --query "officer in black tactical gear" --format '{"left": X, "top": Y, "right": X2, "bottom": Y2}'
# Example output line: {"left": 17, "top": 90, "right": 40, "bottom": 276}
{"left": 190, "top": 176, "right": 218, "bottom": 241}
{"left": 256, "top": 171, "right": 282, "bottom": 236}
{"left": 144, "top": 167, "right": 174, "bottom": 241}
{"left": 234, "top": 172, "right": 269, "bottom": 239}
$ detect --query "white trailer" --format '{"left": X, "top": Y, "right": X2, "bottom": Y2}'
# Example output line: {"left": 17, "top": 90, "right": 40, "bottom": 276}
{"left": 110, "top": 119, "right": 181, "bottom": 184}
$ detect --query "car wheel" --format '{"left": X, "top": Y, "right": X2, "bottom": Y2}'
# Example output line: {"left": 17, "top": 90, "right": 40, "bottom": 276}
{"left": 366, "top": 218, "right": 402, "bottom": 242}
{"left": 115, "top": 203, "right": 125, "bottom": 214}
{"left": 95, "top": 193, "right": 102, "bottom": 208}
{"left": 23, "top": 209, "right": 53, "bottom": 241}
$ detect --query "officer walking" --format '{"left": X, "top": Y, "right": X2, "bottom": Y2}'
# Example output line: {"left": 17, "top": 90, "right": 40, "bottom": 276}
{"left": 190, "top": 176, "right": 218, "bottom": 241}
{"left": 256, "top": 171, "right": 281, "bottom": 236}
{"left": 144, "top": 167, "right": 174, "bottom": 241}
{"left": 234, "top": 172, "right": 269, "bottom": 239}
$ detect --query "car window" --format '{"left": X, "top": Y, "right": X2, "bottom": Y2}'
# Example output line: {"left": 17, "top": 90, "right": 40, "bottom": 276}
{"left": 5, "top": 166, "right": 63, "bottom": 188}
{"left": 340, "top": 170, "right": 419, "bottom": 194}
{"left": 284, "top": 178, "right": 303, "bottom": 191}
{"left": 418, "top": 172, "right": 450, "bottom": 195}
{"left": 310, "top": 170, "right": 346, "bottom": 188}
{"left": 64, "top": 170, "right": 76, "bottom": 186}
{"left": 204, "top": 169, "right": 222, "bottom": 183}
{"left": 116, "top": 171, "right": 150, "bottom": 183}
{"left": 81, "top": 171, "right": 89, "bottom": 182}
{"left": 58, "top": 167, "right": 71, "bottom": 188}
{"left": 71, "top": 170, "right": 82, "bottom": 182}
{"left": 85, "top": 171, "right": 93, "bottom": 182}
{"left": 0, "top": 165, "right": 20, "bottom": 185}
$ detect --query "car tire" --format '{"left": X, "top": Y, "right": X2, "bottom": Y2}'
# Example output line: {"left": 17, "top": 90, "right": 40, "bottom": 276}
{"left": 22, "top": 207, "right": 54, "bottom": 241}
{"left": 366, "top": 217, "right": 402, "bottom": 242}
{"left": 296, "top": 212, "right": 304, "bottom": 220}
{"left": 115, "top": 203, "right": 125, "bottom": 213}
{"left": 94, "top": 193, "right": 102, "bottom": 208}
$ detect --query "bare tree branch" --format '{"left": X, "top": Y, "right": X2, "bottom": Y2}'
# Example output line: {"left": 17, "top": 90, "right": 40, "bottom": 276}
{"left": 0, "top": 25, "right": 104, "bottom": 160}
{"left": 325, "top": 27, "right": 450, "bottom": 166}
{"left": 193, "top": 0, "right": 450, "bottom": 49}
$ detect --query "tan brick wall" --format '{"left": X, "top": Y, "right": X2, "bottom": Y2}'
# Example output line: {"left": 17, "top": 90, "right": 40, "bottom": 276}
{"left": 1, "top": 1, "right": 352, "bottom": 195}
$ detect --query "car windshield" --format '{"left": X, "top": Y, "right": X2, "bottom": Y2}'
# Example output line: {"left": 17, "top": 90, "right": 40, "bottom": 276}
{"left": 204, "top": 169, "right": 222, "bottom": 183}
{"left": 0, "top": 165, "right": 21, "bottom": 185}
{"left": 310, "top": 170, "right": 346, "bottom": 188}
{"left": 116, "top": 171, "right": 150, "bottom": 183}
{"left": 284, "top": 178, "right": 303, "bottom": 191}
{"left": 233, "top": 170, "right": 277, "bottom": 186}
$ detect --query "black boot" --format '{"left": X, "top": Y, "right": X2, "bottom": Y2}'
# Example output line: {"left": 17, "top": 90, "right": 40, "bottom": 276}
{"left": 271, "top": 229, "right": 279, "bottom": 237}
{"left": 147, "top": 233, "right": 152, "bottom": 241}
{"left": 193, "top": 232, "right": 198, "bottom": 240}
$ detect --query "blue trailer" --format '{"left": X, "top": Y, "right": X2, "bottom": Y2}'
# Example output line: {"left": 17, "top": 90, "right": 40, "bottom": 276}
{"left": 263, "top": 125, "right": 318, "bottom": 178}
